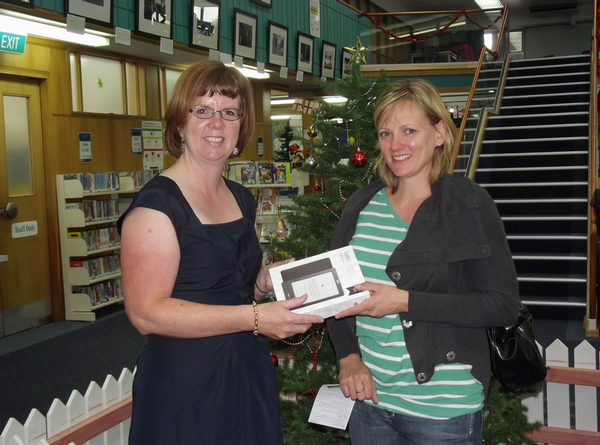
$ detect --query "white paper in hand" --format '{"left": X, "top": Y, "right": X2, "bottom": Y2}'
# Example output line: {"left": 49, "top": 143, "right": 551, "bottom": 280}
{"left": 308, "top": 384, "right": 355, "bottom": 430}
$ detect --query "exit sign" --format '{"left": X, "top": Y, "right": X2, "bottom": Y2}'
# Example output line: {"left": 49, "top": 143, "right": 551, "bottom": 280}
{"left": 0, "top": 32, "right": 26, "bottom": 55}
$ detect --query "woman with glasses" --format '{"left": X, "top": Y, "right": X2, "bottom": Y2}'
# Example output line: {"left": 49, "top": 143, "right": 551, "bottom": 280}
{"left": 118, "top": 61, "right": 323, "bottom": 445}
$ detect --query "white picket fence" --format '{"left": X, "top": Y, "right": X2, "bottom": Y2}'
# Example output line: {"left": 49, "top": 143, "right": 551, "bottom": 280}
{"left": 1, "top": 339, "right": 599, "bottom": 445}
{"left": 1, "top": 368, "right": 134, "bottom": 445}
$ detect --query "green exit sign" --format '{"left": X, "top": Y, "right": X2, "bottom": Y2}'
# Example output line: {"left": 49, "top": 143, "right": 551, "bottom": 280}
{"left": 0, "top": 32, "right": 26, "bottom": 55}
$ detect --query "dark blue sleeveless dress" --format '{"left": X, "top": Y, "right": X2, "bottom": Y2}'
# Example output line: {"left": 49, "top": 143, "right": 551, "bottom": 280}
{"left": 117, "top": 176, "right": 283, "bottom": 445}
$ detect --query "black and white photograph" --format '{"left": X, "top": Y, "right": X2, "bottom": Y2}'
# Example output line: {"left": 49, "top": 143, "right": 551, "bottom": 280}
{"left": 251, "top": 0, "right": 271, "bottom": 7}
{"left": 66, "top": 0, "right": 113, "bottom": 28}
{"left": 234, "top": 8, "right": 257, "bottom": 61}
{"left": 1, "top": 0, "right": 34, "bottom": 9}
{"left": 341, "top": 49, "right": 352, "bottom": 77}
{"left": 136, "top": 0, "right": 172, "bottom": 40}
{"left": 321, "top": 41, "right": 336, "bottom": 79}
{"left": 296, "top": 31, "right": 314, "bottom": 75}
{"left": 268, "top": 21, "right": 288, "bottom": 68}
{"left": 190, "top": 0, "right": 220, "bottom": 51}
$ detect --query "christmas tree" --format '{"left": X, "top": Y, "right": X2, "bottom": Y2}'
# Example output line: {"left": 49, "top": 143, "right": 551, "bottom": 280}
{"left": 273, "top": 122, "right": 294, "bottom": 162}
{"left": 269, "top": 47, "right": 542, "bottom": 444}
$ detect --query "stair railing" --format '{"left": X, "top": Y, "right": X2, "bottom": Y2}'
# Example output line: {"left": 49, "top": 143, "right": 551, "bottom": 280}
{"left": 450, "top": 7, "right": 510, "bottom": 177}
{"left": 586, "top": 14, "right": 598, "bottom": 335}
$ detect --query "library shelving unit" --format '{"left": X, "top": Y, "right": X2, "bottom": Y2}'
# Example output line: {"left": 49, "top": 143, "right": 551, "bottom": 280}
{"left": 56, "top": 173, "right": 136, "bottom": 321}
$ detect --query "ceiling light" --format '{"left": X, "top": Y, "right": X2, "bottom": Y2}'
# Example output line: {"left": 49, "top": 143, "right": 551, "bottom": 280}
{"left": 0, "top": 11, "right": 110, "bottom": 47}
{"left": 323, "top": 96, "right": 347, "bottom": 104}
{"left": 270, "top": 98, "right": 296, "bottom": 105}
{"left": 475, "top": 0, "right": 503, "bottom": 8}
{"left": 271, "top": 114, "right": 292, "bottom": 120}
{"left": 227, "top": 64, "right": 270, "bottom": 80}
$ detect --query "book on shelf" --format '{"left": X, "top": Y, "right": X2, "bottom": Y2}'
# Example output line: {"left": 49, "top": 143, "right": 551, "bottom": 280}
{"left": 241, "top": 161, "right": 258, "bottom": 185}
{"left": 276, "top": 191, "right": 298, "bottom": 213}
{"left": 257, "top": 161, "right": 273, "bottom": 184}
{"left": 273, "top": 163, "right": 290, "bottom": 184}
{"left": 259, "top": 197, "right": 275, "bottom": 214}
{"left": 259, "top": 222, "right": 275, "bottom": 244}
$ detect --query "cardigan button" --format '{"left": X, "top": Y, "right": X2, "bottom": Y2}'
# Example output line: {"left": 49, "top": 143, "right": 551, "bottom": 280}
{"left": 446, "top": 351, "right": 456, "bottom": 361}
{"left": 417, "top": 373, "right": 428, "bottom": 383}
{"left": 391, "top": 271, "right": 401, "bottom": 281}
{"left": 422, "top": 252, "right": 430, "bottom": 259}
{"left": 402, "top": 319, "right": 413, "bottom": 329}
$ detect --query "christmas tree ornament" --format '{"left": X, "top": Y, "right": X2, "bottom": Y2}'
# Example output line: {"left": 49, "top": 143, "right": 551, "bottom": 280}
{"left": 271, "top": 354, "right": 279, "bottom": 366}
{"left": 351, "top": 148, "right": 367, "bottom": 167}
{"left": 313, "top": 185, "right": 322, "bottom": 193}
{"left": 323, "top": 111, "right": 334, "bottom": 119}
{"left": 307, "top": 125, "right": 318, "bottom": 138}
{"left": 344, "top": 36, "right": 371, "bottom": 65}
{"left": 306, "top": 157, "right": 317, "bottom": 168}
{"left": 349, "top": 136, "right": 355, "bottom": 145}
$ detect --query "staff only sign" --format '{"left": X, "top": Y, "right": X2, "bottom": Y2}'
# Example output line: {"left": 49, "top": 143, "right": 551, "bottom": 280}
{"left": 0, "top": 31, "right": 26, "bottom": 55}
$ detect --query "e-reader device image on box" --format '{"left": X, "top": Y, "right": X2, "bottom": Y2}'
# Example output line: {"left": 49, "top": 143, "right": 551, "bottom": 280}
{"left": 281, "top": 268, "right": 345, "bottom": 306}
{"left": 269, "top": 246, "right": 371, "bottom": 318}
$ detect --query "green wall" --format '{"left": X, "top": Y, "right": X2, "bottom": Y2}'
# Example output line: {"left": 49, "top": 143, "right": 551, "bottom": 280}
{"left": 35, "top": 0, "right": 371, "bottom": 79}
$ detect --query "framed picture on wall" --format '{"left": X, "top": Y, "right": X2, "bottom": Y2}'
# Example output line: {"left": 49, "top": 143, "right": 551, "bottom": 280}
{"left": 296, "top": 32, "right": 314, "bottom": 75}
{"left": 0, "top": 0, "right": 33, "bottom": 9}
{"left": 66, "top": 0, "right": 113, "bottom": 28}
{"left": 190, "top": 0, "right": 220, "bottom": 51}
{"left": 251, "top": 0, "right": 272, "bottom": 7}
{"left": 268, "top": 21, "right": 288, "bottom": 68}
{"left": 341, "top": 49, "right": 352, "bottom": 77}
{"left": 321, "top": 41, "right": 336, "bottom": 79}
{"left": 136, "top": 0, "right": 173, "bottom": 40}
{"left": 234, "top": 8, "right": 258, "bottom": 61}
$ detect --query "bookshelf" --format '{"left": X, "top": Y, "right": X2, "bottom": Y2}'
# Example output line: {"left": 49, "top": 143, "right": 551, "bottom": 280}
{"left": 55, "top": 171, "right": 155, "bottom": 321}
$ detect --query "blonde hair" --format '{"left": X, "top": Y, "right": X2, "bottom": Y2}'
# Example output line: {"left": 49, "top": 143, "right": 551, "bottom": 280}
{"left": 164, "top": 61, "right": 255, "bottom": 157}
{"left": 374, "top": 79, "right": 456, "bottom": 192}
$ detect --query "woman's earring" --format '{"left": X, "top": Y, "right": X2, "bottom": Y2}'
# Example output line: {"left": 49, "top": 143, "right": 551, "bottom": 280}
{"left": 181, "top": 136, "right": 186, "bottom": 152}
{"left": 232, "top": 147, "right": 239, "bottom": 156}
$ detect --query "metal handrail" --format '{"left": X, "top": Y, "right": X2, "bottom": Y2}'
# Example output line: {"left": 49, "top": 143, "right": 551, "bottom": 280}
{"left": 586, "top": 3, "right": 598, "bottom": 334}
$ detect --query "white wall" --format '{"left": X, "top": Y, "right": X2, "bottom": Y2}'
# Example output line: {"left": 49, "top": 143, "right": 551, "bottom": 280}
{"left": 524, "top": 23, "right": 592, "bottom": 59}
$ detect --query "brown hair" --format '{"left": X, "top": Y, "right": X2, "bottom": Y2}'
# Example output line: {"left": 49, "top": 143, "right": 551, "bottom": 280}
{"left": 164, "top": 61, "right": 255, "bottom": 157}
{"left": 374, "top": 78, "right": 456, "bottom": 192}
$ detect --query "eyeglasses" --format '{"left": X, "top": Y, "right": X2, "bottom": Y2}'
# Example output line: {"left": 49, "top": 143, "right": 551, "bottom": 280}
{"left": 189, "top": 106, "right": 243, "bottom": 121}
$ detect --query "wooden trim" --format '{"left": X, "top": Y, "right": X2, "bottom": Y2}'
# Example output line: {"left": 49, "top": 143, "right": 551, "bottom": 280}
{"left": 46, "top": 397, "right": 132, "bottom": 445}
{"left": 545, "top": 366, "right": 600, "bottom": 387}
{"left": 528, "top": 426, "right": 600, "bottom": 445}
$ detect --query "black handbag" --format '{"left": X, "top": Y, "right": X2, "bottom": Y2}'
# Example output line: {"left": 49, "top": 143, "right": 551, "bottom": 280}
{"left": 487, "top": 303, "right": 547, "bottom": 392}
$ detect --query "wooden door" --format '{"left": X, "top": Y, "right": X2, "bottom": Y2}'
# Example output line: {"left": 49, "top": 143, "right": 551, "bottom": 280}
{"left": 0, "top": 76, "right": 52, "bottom": 337}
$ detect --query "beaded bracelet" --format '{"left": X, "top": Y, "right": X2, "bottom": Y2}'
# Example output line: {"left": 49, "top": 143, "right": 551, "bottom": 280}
{"left": 252, "top": 301, "right": 259, "bottom": 337}
{"left": 255, "top": 279, "right": 268, "bottom": 294}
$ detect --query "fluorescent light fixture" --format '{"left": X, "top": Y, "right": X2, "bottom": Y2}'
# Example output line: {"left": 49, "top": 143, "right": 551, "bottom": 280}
{"left": 227, "top": 65, "right": 270, "bottom": 80}
{"left": 323, "top": 96, "right": 347, "bottom": 104}
{"left": 270, "top": 98, "right": 296, "bottom": 105}
{"left": 475, "top": 0, "right": 503, "bottom": 8}
{"left": 271, "top": 114, "right": 292, "bottom": 120}
{"left": 0, "top": 12, "right": 110, "bottom": 47}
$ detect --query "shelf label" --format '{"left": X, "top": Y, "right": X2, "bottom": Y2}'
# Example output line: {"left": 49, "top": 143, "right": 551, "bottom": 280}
{"left": 12, "top": 220, "right": 38, "bottom": 239}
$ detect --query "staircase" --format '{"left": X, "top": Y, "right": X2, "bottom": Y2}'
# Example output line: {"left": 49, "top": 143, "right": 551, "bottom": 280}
{"left": 473, "top": 54, "right": 591, "bottom": 313}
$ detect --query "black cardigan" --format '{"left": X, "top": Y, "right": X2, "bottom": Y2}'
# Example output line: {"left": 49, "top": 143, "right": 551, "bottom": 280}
{"left": 326, "top": 174, "right": 520, "bottom": 396}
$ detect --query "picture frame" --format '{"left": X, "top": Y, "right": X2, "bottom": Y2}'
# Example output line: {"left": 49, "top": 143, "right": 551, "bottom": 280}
{"left": 0, "top": 0, "right": 33, "bottom": 9}
{"left": 341, "top": 49, "right": 352, "bottom": 77}
{"left": 234, "top": 8, "right": 258, "bottom": 61}
{"left": 66, "top": 0, "right": 113, "bottom": 28}
{"left": 190, "top": 0, "right": 220, "bottom": 51}
{"left": 136, "top": 0, "right": 173, "bottom": 40}
{"left": 251, "top": 0, "right": 272, "bottom": 7}
{"left": 268, "top": 21, "right": 288, "bottom": 68}
{"left": 296, "top": 31, "right": 314, "bottom": 75}
{"left": 321, "top": 41, "right": 337, "bottom": 79}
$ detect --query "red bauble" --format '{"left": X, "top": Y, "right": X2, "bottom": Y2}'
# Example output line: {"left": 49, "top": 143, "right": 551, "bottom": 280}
{"left": 351, "top": 149, "right": 367, "bottom": 167}
{"left": 313, "top": 185, "right": 322, "bottom": 193}
{"left": 271, "top": 354, "right": 279, "bottom": 366}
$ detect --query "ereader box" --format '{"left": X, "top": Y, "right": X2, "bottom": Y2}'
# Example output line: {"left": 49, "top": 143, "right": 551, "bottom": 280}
{"left": 269, "top": 246, "right": 370, "bottom": 318}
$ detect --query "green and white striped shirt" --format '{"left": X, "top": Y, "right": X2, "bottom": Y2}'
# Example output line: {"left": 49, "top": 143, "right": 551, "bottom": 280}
{"left": 349, "top": 189, "right": 484, "bottom": 419}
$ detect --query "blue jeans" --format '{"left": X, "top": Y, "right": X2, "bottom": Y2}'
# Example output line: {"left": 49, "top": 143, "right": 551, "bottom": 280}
{"left": 348, "top": 402, "right": 483, "bottom": 445}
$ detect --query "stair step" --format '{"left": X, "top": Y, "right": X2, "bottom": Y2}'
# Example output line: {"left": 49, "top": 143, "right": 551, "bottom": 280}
{"left": 479, "top": 138, "right": 588, "bottom": 153}
{"left": 477, "top": 165, "right": 587, "bottom": 173}
{"left": 522, "top": 299, "right": 586, "bottom": 308}
{"left": 507, "top": 234, "right": 586, "bottom": 240}
{"left": 500, "top": 103, "right": 589, "bottom": 115}
{"left": 483, "top": 136, "right": 587, "bottom": 144}
{"left": 494, "top": 198, "right": 587, "bottom": 203}
{"left": 518, "top": 275, "right": 586, "bottom": 283}
{"left": 502, "top": 92, "right": 589, "bottom": 106}
{"left": 513, "top": 254, "right": 586, "bottom": 261}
